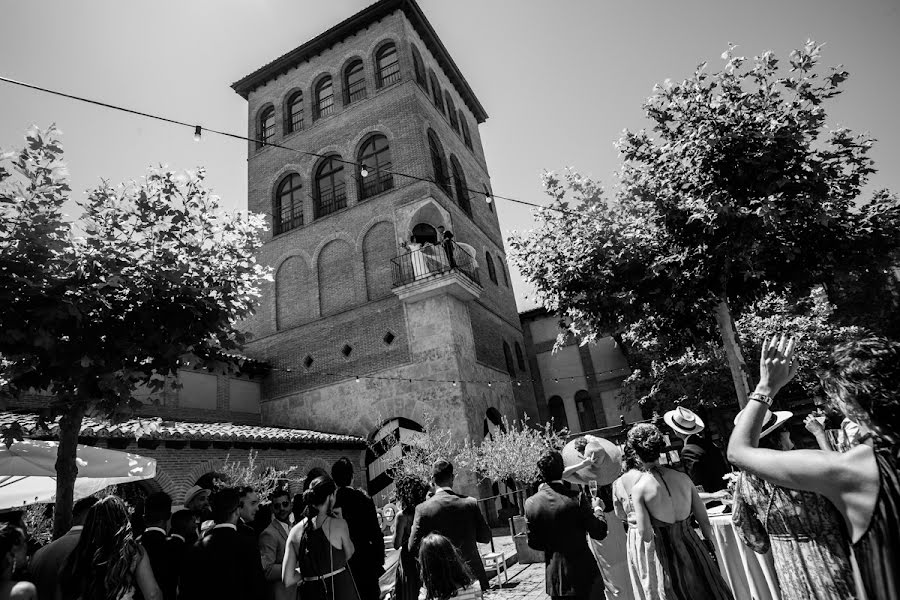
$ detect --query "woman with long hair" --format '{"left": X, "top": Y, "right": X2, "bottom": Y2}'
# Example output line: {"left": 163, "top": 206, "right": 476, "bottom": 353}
{"left": 282, "top": 475, "right": 357, "bottom": 600}
{"left": 629, "top": 423, "right": 733, "bottom": 600}
{"left": 612, "top": 444, "right": 669, "bottom": 599}
{"left": 0, "top": 523, "right": 34, "bottom": 600}
{"left": 729, "top": 335, "right": 900, "bottom": 600}
{"left": 59, "top": 496, "right": 161, "bottom": 600}
{"left": 418, "top": 533, "right": 480, "bottom": 600}
{"left": 392, "top": 475, "right": 430, "bottom": 600}
{"left": 731, "top": 409, "right": 856, "bottom": 599}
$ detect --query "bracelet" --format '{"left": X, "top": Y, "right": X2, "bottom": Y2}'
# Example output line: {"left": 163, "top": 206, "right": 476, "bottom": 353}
{"left": 748, "top": 392, "right": 773, "bottom": 407}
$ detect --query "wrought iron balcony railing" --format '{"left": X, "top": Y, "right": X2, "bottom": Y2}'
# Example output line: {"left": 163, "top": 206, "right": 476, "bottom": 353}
{"left": 391, "top": 240, "right": 481, "bottom": 288}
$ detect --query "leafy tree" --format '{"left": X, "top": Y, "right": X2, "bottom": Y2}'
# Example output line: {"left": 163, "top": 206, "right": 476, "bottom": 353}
{"left": 510, "top": 41, "right": 900, "bottom": 407}
{"left": 215, "top": 450, "right": 299, "bottom": 498}
{"left": 384, "top": 412, "right": 461, "bottom": 484}
{"left": 0, "top": 126, "right": 271, "bottom": 536}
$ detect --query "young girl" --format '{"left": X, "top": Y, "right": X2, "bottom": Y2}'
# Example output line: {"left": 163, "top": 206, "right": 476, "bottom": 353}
{"left": 419, "top": 533, "right": 481, "bottom": 600}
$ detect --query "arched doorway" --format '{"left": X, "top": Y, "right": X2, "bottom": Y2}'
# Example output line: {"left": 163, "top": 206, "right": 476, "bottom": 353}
{"left": 411, "top": 223, "right": 438, "bottom": 245}
{"left": 365, "top": 417, "right": 425, "bottom": 506}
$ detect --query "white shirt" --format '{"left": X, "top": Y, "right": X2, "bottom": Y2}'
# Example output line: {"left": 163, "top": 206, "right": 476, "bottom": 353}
{"left": 170, "top": 534, "right": 186, "bottom": 542}
{"left": 213, "top": 523, "right": 237, "bottom": 531}
{"left": 143, "top": 526, "right": 167, "bottom": 536}
{"left": 277, "top": 519, "right": 290, "bottom": 536}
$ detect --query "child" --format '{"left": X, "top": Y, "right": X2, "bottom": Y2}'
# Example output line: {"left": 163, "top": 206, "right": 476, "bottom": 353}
{"left": 419, "top": 533, "right": 482, "bottom": 600}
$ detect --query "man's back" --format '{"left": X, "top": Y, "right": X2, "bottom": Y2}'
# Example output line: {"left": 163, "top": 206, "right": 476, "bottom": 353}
{"left": 139, "top": 528, "right": 170, "bottom": 598}
{"left": 29, "top": 529, "right": 81, "bottom": 600}
{"left": 681, "top": 437, "right": 728, "bottom": 493}
{"left": 179, "top": 526, "right": 264, "bottom": 600}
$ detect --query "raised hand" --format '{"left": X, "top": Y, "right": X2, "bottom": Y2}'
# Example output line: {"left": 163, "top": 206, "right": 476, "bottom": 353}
{"left": 803, "top": 414, "right": 825, "bottom": 436}
{"left": 758, "top": 334, "right": 799, "bottom": 395}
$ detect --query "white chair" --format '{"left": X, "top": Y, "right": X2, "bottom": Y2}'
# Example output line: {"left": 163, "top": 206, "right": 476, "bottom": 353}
{"left": 481, "top": 552, "right": 508, "bottom": 588}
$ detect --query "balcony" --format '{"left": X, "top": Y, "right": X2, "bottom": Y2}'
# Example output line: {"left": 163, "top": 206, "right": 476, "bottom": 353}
{"left": 391, "top": 241, "right": 482, "bottom": 302}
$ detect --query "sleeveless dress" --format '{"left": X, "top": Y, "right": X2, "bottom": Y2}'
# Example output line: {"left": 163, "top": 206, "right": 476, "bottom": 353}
{"left": 643, "top": 468, "right": 734, "bottom": 600}
{"left": 852, "top": 437, "right": 900, "bottom": 600}
{"left": 613, "top": 477, "right": 669, "bottom": 600}
{"left": 296, "top": 518, "right": 360, "bottom": 600}
{"left": 394, "top": 512, "right": 422, "bottom": 600}
{"left": 732, "top": 472, "right": 856, "bottom": 599}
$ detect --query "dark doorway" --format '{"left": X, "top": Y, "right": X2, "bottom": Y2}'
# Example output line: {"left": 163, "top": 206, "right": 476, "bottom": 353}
{"left": 411, "top": 223, "right": 438, "bottom": 245}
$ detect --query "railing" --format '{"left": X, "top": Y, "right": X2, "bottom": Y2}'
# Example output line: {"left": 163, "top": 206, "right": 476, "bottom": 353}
{"left": 346, "top": 80, "right": 367, "bottom": 104}
{"left": 360, "top": 170, "right": 394, "bottom": 199}
{"left": 314, "top": 185, "right": 347, "bottom": 218}
{"left": 391, "top": 240, "right": 481, "bottom": 288}
{"left": 379, "top": 67, "right": 401, "bottom": 88}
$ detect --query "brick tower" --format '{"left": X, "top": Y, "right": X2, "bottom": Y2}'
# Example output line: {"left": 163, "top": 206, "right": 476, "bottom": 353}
{"left": 232, "top": 0, "right": 537, "bottom": 500}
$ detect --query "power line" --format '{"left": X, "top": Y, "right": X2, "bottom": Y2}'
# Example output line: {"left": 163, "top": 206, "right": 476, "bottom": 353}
{"left": 0, "top": 75, "right": 583, "bottom": 217}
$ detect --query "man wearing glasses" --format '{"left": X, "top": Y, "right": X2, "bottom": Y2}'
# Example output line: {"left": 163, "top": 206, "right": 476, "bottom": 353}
{"left": 259, "top": 487, "right": 294, "bottom": 600}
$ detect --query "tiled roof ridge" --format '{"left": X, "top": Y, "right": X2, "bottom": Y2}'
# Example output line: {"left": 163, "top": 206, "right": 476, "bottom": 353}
{"left": 0, "top": 410, "right": 365, "bottom": 447}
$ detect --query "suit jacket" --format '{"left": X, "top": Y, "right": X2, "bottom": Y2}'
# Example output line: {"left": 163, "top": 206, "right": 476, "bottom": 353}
{"left": 335, "top": 486, "right": 385, "bottom": 600}
{"left": 408, "top": 488, "right": 492, "bottom": 589}
{"left": 140, "top": 528, "right": 172, "bottom": 600}
{"left": 525, "top": 482, "right": 607, "bottom": 598}
{"left": 179, "top": 525, "right": 265, "bottom": 600}
{"left": 165, "top": 536, "right": 189, "bottom": 600}
{"left": 29, "top": 527, "right": 81, "bottom": 600}
{"left": 681, "top": 438, "right": 728, "bottom": 493}
{"left": 258, "top": 518, "right": 291, "bottom": 600}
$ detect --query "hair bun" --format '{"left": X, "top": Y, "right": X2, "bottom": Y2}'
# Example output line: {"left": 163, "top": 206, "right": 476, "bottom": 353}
{"left": 302, "top": 488, "right": 317, "bottom": 507}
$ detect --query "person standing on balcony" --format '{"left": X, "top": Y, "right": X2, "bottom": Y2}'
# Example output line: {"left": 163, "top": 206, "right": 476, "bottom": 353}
{"left": 437, "top": 226, "right": 457, "bottom": 270}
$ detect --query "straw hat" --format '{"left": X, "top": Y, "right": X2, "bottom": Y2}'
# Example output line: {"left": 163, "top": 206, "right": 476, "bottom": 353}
{"left": 183, "top": 485, "right": 211, "bottom": 506}
{"left": 733, "top": 409, "right": 793, "bottom": 439}
{"left": 561, "top": 435, "right": 624, "bottom": 486}
{"left": 664, "top": 406, "right": 705, "bottom": 436}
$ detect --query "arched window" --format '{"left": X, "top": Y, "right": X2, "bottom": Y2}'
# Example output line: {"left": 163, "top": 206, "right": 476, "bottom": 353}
{"left": 257, "top": 106, "right": 275, "bottom": 148}
{"left": 314, "top": 77, "right": 335, "bottom": 120}
{"left": 575, "top": 390, "right": 598, "bottom": 432}
{"left": 358, "top": 134, "right": 393, "bottom": 200}
{"left": 548, "top": 396, "right": 568, "bottom": 432}
{"left": 450, "top": 156, "right": 471, "bottom": 216}
{"left": 427, "top": 130, "right": 450, "bottom": 193}
{"left": 499, "top": 259, "right": 509, "bottom": 286}
{"left": 411, "top": 45, "right": 427, "bottom": 88}
{"left": 503, "top": 341, "right": 516, "bottom": 375}
{"left": 460, "top": 114, "right": 472, "bottom": 150}
{"left": 428, "top": 72, "right": 444, "bottom": 113}
{"left": 514, "top": 342, "right": 526, "bottom": 371}
{"left": 286, "top": 92, "right": 304, "bottom": 134}
{"left": 445, "top": 92, "right": 459, "bottom": 133}
{"left": 483, "top": 183, "right": 493, "bottom": 213}
{"left": 485, "top": 252, "right": 497, "bottom": 284}
{"left": 314, "top": 156, "right": 346, "bottom": 218}
{"left": 375, "top": 43, "right": 400, "bottom": 88}
{"left": 412, "top": 223, "right": 438, "bottom": 245}
{"left": 273, "top": 173, "right": 303, "bottom": 235}
{"left": 343, "top": 60, "right": 367, "bottom": 104}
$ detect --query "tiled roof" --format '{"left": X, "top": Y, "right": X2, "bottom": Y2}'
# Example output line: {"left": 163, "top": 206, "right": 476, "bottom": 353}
{"left": 0, "top": 411, "right": 365, "bottom": 448}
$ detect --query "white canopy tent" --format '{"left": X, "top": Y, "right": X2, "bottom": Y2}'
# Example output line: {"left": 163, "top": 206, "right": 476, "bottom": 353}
{"left": 0, "top": 439, "right": 156, "bottom": 509}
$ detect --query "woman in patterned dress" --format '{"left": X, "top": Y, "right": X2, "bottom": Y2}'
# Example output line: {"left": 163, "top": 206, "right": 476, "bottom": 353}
{"left": 729, "top": 335, "right": 900, "bottom": 600}
{"left": 732, "top": 410, "right": 856, "bottom": 599}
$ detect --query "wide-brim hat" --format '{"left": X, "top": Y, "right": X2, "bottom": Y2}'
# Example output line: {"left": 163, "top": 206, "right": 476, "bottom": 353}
{"left": 183, "top": 485, "right": 211, "bottom": 506}
{"left": 664, "top": 406, "right": 705, "bottom": 436}
{"left": 733, "top": 409, "right": 793, "bottom": 439}
{"left": 561, "top": 435, "right": 624, "bottom": 486}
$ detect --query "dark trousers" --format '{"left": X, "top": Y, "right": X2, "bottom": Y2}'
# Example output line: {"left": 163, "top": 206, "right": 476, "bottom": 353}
{"left": 442, "top": 239, "right": 456, "bottom": 269}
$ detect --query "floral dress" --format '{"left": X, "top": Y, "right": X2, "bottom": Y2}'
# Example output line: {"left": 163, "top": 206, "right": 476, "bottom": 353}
{"left": 732, "top": 472, "right": 856, "bottom": 600}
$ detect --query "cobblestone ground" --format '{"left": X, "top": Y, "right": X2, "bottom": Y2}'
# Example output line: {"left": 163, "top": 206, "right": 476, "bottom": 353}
{"left": 483, "top": 563, "right": 547, "bottom": 600}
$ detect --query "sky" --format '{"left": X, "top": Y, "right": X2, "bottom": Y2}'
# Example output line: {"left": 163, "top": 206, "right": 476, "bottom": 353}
{"left": 2, "top": 0, "right": 898, "bottom": 311}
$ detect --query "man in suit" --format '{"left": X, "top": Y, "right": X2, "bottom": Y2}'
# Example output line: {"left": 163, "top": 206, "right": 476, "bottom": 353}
{"left": 408, "top": 460, "right": 492, "bottom": 590}
{"left": 259, "top": 487, "right": 293, "bottom": 600}
{"left": 237, "top": 485, "right": 261, "bottom": 539}
{"left": 29, "top": 496, "right": 98, "bottom": 600}
{"left": 525, "top": 451, "right": 607, "bottom": 600}
{"left": 332, "top": 457, "right": 385, "bottom": 600}
{"left": 437, "top": 225, "right": 457, "bottom": 269}
{"left": 179, "top": 487, "right": 265, "bottom": 600}
{"left": 139, "top": 492, "right": 173, "bottom": 599}
{"left": 665, "top": 407, "right": 729, "bottom": 496}
{"left": 166, "top": 510, "right": 196, "bottom": 600}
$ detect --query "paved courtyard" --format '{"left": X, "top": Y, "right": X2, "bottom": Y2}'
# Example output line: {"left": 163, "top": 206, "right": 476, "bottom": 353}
{"left": 483, "top": 563, "right": 547, "bottom": 600}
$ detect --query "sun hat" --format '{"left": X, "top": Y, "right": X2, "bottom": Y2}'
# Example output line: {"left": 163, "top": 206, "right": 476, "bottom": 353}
{"left": 183, "top": 485, "right": 211, "bottom": 506}
{"left": 733, "top": 409, "right": 793, "bottom": 439}
{"left": 561, "top": 434, "right": 624, "bottom": 486}
{"left": 664, "top": 406, "right": 705, "bottom": 436}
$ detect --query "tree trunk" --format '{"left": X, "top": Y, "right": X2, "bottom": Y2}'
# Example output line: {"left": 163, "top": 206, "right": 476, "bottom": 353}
{"left": 714, "top": 300, "right": 750, "bottom": 408}
{"left": 53, "top": 406, "right": 84, "bottom": 539}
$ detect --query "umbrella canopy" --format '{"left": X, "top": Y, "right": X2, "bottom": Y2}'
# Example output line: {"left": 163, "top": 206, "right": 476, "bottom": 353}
{"left": 0, "top": 440, "right": 156, "bottom": 509}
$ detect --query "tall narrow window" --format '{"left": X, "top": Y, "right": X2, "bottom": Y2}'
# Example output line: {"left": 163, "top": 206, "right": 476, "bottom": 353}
{"left": 450, "top": 156, "right": 471, "bottom": 216}
{"left": 445, "top": 92, "right": 459, "bottom": 133}
{"left": 258, "top": 106, "right": 275, "bottom": 148}
{"left": 343, "top": 61, "right": 366, "bottom": 104}
{"left": 503, "top": 341, "right": 516, "bottom": 375}
{"left": 286, "top": 92, "right": 304, "bottom": 134}
{"left": 411, "top": 46, "right": 427, "bottom": 88}
{"left": 427, "top": 130, "right": 450, "bottom": 193}
{"left": 460, "top": 115, "right": 472, "bottom": 150}
{"left": 314, "top": 77, "right": 335, "bottom": 120}
{"left": 429, "top": 72, "right": 444, "bottom": 113}
{"left": 499, "top": 260, "right": 509, "bottom": 286}
{"left": 483, "top": 184, "right": 494, "bottom": 213}
{"left": 376, "top": 43, "right": 400, "bottom": 88}
{"left": 514, "top": 342, "right": 526, "bottom": 371}
{"left": 548, "top": 396, "right": 568, "bottom": 432}
{"left": 485, "top": 252, "right": 497, "bottom": 284}
{"left": 274, "top": 174, "right": 303, "bottom": 235}
{"left": 358, "top": 134, "right": 393, "bottom": 200}
{"left": 314, "top": 156, "right": 346, "bottom": 218}
{"left": 575, "top": 390, "right": 598, "bottom": 432}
